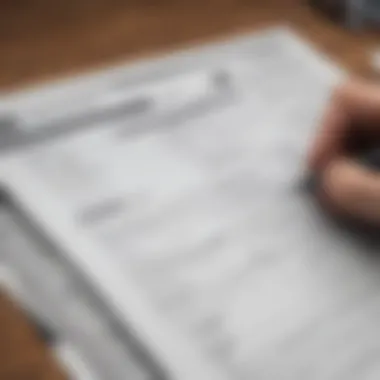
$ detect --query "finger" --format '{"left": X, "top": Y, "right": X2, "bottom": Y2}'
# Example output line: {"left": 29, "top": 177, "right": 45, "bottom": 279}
{"left": 308, "top": 86, "right": 348, "bottom": 171}
{"left": 342, "top": 79, "right": 380, "bottom": 122}
{"left": 308, "top": 80, "right": 380, "bottom": 172}
{"left": 320, "top": 158, "right": 380, "bottom": 224}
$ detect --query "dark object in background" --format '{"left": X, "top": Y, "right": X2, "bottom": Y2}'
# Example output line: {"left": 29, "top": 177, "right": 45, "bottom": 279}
{"left": 309, "top": 0, "right": 348, "bottom": 23}
{"left": 309, "top": 0, "right": 380, "bottom": 31}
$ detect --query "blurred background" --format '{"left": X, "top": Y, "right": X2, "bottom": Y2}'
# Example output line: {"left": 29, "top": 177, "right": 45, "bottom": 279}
{"left": 0, "top": 1, "right": 379, "bottom": 379}
{"left": 0, "top": 0, "right": 379, "bottom": 90}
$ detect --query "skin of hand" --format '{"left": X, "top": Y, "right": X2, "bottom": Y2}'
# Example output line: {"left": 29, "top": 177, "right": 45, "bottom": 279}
{"left": 308, "top": 79, "right": 380, "bottom": 225}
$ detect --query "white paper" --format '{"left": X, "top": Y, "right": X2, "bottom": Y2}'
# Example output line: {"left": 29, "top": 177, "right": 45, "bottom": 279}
{"left": 2, "top": 27, "right": 380, "bottom": 380}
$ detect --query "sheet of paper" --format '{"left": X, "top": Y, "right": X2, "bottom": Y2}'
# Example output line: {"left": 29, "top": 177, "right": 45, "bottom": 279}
{"left": 0, "top": 207, "right": 157, "bottom": 380}
{"left": 3, "top": 27, "right": 380, "bottom": 380}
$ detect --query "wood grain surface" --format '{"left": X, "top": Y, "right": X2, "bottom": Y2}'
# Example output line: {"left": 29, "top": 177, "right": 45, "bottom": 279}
{"left": 0, "top": 2, "right": 378, "bottom": 379}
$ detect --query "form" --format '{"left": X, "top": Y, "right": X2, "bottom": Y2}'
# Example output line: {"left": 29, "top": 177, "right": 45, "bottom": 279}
{"left": 2, "top": 27, "right": 380, "bottom": 380}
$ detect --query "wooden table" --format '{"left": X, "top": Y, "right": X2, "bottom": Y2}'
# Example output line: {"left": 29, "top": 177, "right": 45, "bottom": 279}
{"left": 0, "top": 2, "right": 378, "bottom": 379}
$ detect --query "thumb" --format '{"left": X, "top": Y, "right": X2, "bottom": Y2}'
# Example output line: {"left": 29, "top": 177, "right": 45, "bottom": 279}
{"left": 320, "top": 158, "right": 380, "bottom": 224}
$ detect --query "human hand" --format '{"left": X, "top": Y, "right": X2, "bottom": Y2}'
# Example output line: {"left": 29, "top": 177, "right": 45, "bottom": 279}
{"left": 308, "top": 79, "right": 380, "bottom": 224}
